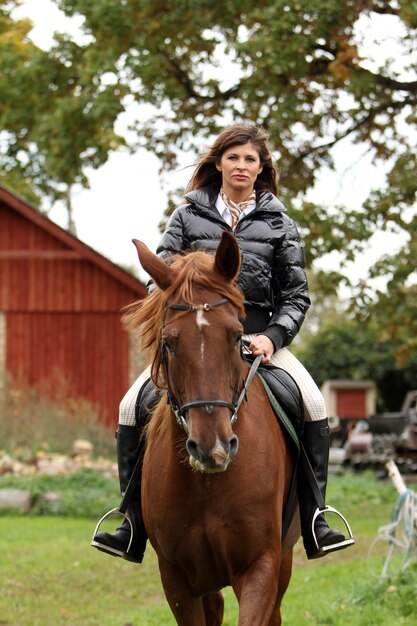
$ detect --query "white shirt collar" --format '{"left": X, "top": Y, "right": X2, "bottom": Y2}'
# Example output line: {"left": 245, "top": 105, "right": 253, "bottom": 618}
{"left": 215, "top": 193, "right": 256, "bottom": 226}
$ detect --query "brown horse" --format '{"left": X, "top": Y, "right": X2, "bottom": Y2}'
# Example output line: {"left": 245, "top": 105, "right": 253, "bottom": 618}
{"left": 128, "top": 231, "right": 300, "bottom": 626}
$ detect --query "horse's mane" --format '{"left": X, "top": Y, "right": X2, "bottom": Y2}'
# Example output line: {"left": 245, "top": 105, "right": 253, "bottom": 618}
{"left": 123, "top": 250, "right": 245, "bottom": 389}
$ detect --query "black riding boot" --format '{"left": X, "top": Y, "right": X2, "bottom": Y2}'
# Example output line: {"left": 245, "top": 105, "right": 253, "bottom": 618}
{"left": 91, "top": 379, "right": 159, "bottom": 563}
{"left": 299, "top": 419, "right": 353, "bottom": 559}
{"left": 91, "top": 424, "right": 146, "bottom": 562}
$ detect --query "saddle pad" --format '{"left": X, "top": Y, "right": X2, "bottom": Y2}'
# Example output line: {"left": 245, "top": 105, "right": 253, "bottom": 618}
{"left": 256, "top": 372, "right": 300, "bottom": 454}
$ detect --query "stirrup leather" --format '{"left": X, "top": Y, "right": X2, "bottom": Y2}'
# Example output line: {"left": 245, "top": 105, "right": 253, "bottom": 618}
{"left": 311, "top": 505, "right": 355, "bottom": 554}
{"left": 90, "top": 507, "right": 133, "bottom": 557}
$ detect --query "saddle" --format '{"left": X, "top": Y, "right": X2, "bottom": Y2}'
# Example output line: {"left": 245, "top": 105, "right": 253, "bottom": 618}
{"left": 257, "top": 364, "right": 304, "bottom": 447}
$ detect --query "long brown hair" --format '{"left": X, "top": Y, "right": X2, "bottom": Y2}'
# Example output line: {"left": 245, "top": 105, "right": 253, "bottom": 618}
{"left": 185, "top": 124, "right": 278, "bottom": 195}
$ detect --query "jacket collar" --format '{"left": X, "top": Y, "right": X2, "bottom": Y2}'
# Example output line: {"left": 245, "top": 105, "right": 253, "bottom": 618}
{"left": 184, "top": 184, "right": 286, "bottom": 215}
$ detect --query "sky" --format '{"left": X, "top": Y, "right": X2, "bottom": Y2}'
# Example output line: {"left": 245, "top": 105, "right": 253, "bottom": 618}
{"left": 13, "top": 0, "right": 189, "bottom": 280}
{"left": 12, "top": 0, "right": 408, "bottom": 285}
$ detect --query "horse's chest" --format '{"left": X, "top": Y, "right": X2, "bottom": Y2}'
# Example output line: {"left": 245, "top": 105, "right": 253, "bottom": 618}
{"left": 143, "top": 438, "right": 282, "bottom": 589}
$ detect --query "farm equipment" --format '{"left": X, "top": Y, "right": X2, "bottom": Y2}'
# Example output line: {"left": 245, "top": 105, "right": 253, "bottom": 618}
{"left": 344, "top": 391, "right": 417, "bottom": 473}
{"left": 322, "top": 380, "right": 417, "bottom": 474}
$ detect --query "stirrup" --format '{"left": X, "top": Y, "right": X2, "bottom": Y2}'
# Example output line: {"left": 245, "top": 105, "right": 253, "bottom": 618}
{"left": 90, "top": 507, "right": 133, "bottom": 556}
{"left": 311, "top": 505, "right": 355, "bottom": 554}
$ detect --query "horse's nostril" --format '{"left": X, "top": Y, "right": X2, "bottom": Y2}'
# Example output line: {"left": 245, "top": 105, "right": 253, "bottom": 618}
{"left": 186, "top": 438, "right": 199, "bottom": 460}
{"left": 229, "top": 435, "right": 239, "bottom": 457}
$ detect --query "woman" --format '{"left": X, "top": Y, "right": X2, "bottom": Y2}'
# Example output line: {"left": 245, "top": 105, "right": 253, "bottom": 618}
{"left": 92, "top": 124, "right": 354, "bottom": 563}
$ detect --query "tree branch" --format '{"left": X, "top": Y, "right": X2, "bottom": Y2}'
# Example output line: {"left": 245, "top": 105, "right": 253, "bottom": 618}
{"left": 309, "top": 49, "right": 417, "bottom": 93}
{"left": 358, "top": 66, "right": 417, "bottom": 93}
{"left": 292, "top": 96, "right": 415, "bottom": 162}
{"left": 158, "top": 48, "right": 240, "bottom": 101}
{"left": 370, "top": 2, "right": 401, "bottom": 16}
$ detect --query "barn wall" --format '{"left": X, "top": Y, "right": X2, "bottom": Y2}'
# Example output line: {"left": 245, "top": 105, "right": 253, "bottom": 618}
{"left": 0, "top": 192, "right": 146, "bottom": 427}
{"left": 0, "top": 256, "right": 139, "bottom": 312}
{"left": 6, "top": 312, "right": 130, "bottom": 425}
{"left": 0, "top": 311, "right": 5, "bottom": 386}
{"left": 0, "top": 201, "right": 142, "bottom": 312}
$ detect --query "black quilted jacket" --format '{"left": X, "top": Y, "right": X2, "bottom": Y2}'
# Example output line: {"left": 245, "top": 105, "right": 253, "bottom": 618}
{"left": 156, "top": 184, "right": 311, "bottom": 349}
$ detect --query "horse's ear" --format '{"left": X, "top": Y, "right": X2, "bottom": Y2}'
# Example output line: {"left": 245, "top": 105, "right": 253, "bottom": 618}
{"left": 132, "top": 239, "right": 177, "bottom": 291}
{"left": 214, "top": 231, "right": 241, "bottom": 282}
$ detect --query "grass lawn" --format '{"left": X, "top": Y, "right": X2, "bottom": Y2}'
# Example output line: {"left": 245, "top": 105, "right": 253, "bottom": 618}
{"left": 1, "top": 472, "right": 416, "bottom": 625}
{"left": 1, "top": 516, "right": 173, "bottom": 626}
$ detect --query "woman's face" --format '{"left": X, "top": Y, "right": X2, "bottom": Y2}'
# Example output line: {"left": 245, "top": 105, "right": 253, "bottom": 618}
{"left": 216, "top": 142, "right": 263, "bottom": 200}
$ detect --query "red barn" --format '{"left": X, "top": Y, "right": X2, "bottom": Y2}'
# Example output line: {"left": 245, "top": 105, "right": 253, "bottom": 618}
{"left": 0, "top": 185, "right": 147, "bottom": 427}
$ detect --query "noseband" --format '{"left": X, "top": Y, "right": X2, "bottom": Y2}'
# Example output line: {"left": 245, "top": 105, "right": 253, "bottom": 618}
{"left": 161, "top": 297, "right": 262, "bottom": 433}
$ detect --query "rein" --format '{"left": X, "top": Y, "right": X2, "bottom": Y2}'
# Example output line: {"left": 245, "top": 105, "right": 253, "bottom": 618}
{"left": 161, "top": 297, "right": 262, "bottom": 433}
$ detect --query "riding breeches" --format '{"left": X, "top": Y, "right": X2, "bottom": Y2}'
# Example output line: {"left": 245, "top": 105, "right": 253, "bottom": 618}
{"left": 118, "top": 342, "right": 326, "bottom": 427}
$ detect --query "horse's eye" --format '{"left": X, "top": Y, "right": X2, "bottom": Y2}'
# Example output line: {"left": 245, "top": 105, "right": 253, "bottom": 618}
{"left": 234, "top": 333, "right": 243, "bottom": 346}
{"left": 163, "top": 339, "right": 174, "bottom": 353}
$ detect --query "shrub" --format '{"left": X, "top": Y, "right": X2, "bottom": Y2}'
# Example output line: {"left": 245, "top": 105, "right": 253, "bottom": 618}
{"left": 0, "top": 374, "right": 114, "bottom": 458}
{"left": 0, "top": 468, "right": 119, "bottom": 517}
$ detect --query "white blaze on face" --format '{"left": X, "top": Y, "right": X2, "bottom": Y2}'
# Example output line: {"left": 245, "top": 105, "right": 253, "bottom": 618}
{"left": 196, "top": 308, "right": 209, "bottom": 361}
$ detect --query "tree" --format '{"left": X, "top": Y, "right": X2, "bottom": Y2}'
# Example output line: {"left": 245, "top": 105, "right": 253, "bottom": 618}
{"left": 295, "top": 307, "right": 417, "bottom": 412}
{"left": 0, "top": 1, "right": 125, "bottom": 231}
{"left": 2, "top": 0, "right": 416, "bottom": 344}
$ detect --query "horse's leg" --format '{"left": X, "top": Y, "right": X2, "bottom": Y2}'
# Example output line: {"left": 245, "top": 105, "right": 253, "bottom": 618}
{"left": 233, "top": 553, "right": 279, "bottom": 626}
{"left": 267, "top": 550, "right": 293, "bottom": 626}
{"left": 158, "top": 558, "right": 207, "bottom": 625}
{"left": 202, "top": 592, "right": 224, "bottom": 626}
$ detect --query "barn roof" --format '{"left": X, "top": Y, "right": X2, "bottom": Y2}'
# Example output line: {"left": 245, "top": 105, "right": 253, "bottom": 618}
{"left": 0, "top": 184, "right": 146, "bottom": 297}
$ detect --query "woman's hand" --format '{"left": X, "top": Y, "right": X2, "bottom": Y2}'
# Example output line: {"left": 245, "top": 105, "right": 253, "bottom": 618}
{"left": 249, "top": 335, "right": 275, "bottom": 363}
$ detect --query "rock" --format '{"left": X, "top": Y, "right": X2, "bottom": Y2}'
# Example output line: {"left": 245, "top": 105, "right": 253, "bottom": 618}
{"left": 41, "top": 492, "right": 62, "bottom": 505}
{"left": 72, "top": 439, "right": 93, "bottom": 458}
{"left": 0, "top": 449, "right": 117, "bottom": 478}
{"left": 0, "top": 454, "right": 15, "bottom": 475}
{"left": 0, "top": 454, "right": 29, "bottom": 476}
{"left": 0, "top": 489, "right": 32, "bottom": 513}
{"left": 36, "top": 454, "right": 68, "bottom": 475}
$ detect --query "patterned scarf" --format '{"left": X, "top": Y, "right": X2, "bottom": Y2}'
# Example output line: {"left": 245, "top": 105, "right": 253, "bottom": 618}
{"left": 220, "top": 187, "right": 256, "bottom": 229}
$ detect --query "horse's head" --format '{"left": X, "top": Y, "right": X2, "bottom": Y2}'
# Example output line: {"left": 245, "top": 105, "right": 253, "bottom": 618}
{"left": 132, "top": 232, "right": 245, "bottom": 473}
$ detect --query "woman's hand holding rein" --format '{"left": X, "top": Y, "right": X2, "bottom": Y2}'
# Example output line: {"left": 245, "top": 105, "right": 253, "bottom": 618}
{"left": 249, "top": 335, "right": 274, "bottom": 363}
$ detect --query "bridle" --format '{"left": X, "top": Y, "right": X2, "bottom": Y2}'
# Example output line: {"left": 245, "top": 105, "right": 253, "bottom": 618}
{"left": 161, "top": 297, "right": 262, "bottom": 433}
